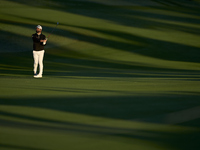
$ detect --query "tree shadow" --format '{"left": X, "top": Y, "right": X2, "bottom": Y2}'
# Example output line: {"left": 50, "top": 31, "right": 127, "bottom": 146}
{"left": 3, "top": 11, "right": 200, "bottom": 64}
{"left": 5, "top": 0, "right": 200, "bottom": 30}
{"left": 0, "top": 143, "right": 47, "bottom": 150}
{"left": 0, "top": 94, "right": 200, "bottom": 149}
{"left": 1, "top": 1, "right": 200, "bottom": 68}
{"left": 1, "top": 1, "right": 200, "bottom": 150}
{"left": 1, "top": 94, "right": 200, "bottom": 120}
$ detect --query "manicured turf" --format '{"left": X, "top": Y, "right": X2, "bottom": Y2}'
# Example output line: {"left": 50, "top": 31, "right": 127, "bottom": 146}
{"left": 0, "top": 0, "right": 200, "bottom": 150}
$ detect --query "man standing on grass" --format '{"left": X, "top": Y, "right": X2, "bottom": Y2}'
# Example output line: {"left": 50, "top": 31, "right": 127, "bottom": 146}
{"left": 32, "top": 25, "right": 47, "bottom": 78}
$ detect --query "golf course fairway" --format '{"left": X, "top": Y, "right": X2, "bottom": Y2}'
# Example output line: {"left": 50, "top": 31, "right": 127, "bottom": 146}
{"left": 0, "top": 0, "right": 200, "bottom": 150}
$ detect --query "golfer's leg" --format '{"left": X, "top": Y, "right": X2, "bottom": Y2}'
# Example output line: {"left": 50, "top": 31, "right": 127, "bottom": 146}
{"left": 33, "top": 51, "right": 39, "bottom": 74}
{"left": 38, "top": 50, "right": 45, "bottom": 75}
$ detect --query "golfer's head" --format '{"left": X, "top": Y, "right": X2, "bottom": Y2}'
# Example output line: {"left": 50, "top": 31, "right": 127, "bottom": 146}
{"left": 36, "top": 25, "right": 42, "bottom": 33}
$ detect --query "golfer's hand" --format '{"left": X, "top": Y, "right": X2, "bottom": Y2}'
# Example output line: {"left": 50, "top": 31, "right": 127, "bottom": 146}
{"left": 40, "top": 40, "right": 47, "bottom": 42}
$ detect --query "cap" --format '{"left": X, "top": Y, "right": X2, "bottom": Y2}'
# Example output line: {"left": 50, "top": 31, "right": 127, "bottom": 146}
{"left": 36, "top": 25, "right": 42, "bottom": 30}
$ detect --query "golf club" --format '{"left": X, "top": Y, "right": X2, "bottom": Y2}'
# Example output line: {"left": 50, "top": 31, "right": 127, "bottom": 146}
{"left": 47, "top": 22, "right": 59, "bottom": 39}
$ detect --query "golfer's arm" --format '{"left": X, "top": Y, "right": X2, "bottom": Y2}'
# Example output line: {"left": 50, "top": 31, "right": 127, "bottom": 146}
{"left": 43, "top": 36, "right": 47, "bottom": 46}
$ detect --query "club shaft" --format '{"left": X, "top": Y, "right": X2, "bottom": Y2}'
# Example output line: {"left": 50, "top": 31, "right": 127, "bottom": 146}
{"left": 47, "top": 23, "right": 59, "bottom": 38}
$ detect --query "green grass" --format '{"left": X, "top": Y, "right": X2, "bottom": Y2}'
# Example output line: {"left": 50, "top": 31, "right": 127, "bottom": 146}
{"left": 0, "top": 0, "right": 200, "bottom": 150}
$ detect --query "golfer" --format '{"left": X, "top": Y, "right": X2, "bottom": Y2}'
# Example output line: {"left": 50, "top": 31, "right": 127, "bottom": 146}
{"left": 32, "top": 25, "right": 47, "bottom": 78}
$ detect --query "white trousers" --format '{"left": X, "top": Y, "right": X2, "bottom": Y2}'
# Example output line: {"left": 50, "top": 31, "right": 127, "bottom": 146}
{"left": 33, "top": 50, "right": 45, "bottom": 75}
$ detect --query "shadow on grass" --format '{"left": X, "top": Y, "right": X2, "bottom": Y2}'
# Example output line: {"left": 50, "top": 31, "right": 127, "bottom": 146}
{"left": 1, "top": 0, "right": 200, "bottom": 72}
{"left": 0, "top": 113, "right": 199, "bottom": 150}
{"left": 0, "top": 94, "right": 200, "bottom": 121}
{"left": 1, "top": 15, "right": 200, "bottom": 64}
{"left": 0, "top": 94, "right": 200, "bottom": 150}
{"left": 6, "top": 0, "right": 200, "bottom": 29}
{"left": 0, "top": 50, "right": 200, "bottom": 79}
{"left": 47, "top": 24, "right": 200, "bottom": 63}
{"left": 1, "top": 2, "right": 200, "bottom": 150}
{"left": 0, "top": 29, "right": 200, "bottom": 79}
{"left": 0, "top": 30, "right": 32, "bottom": 53}
{"left": 0, "top": 143, "right": 47, "bottom": 150}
